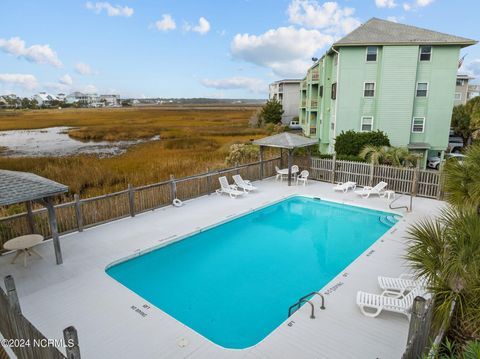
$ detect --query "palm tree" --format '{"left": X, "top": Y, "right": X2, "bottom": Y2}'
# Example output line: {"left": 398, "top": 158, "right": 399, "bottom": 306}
{"left": 359, "top": 145, "right": 388, "bottom": 165}
{"left": 405, "top": 206, "right": 480, "bottom": 341}
{"left": 443, "top": 144, "right": 480, "bottom": 214}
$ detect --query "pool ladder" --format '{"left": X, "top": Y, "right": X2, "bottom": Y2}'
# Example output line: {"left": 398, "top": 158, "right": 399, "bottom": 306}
{"left": 288, "top": 292, "right": 325, "bottom": 319}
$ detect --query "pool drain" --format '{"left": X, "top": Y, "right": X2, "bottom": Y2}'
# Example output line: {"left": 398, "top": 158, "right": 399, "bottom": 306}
{"left": 177, "top": 338, "right": 189, "bottom": 348}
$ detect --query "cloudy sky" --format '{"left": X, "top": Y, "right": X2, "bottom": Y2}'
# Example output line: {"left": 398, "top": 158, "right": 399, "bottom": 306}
{"left": 0, "top": 0, "right": 479, "bottom": 98}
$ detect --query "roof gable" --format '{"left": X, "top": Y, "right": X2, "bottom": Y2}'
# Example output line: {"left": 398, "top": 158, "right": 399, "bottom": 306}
{"left": 334, "top": 18, "right": 476, "bottom": 47}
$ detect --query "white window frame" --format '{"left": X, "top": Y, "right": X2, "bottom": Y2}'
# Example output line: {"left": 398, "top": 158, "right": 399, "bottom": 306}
{"left": 416, "top": 82, "right": 429, "bottom": 97}
{"left": 412, "top": 117, "right": 425, "bottom": 133}
{"left": 419, "top": 46, "right": 432, "bottom": 62}
{"left": 454, "top": 92, "right": 462, "bottom": 100}
{"left": 361, "top": 116, "right": 374, "bottom": 132}
{"left": 363, "top": 82, "right": 376, "bottom": 97}
{"left": 365, "top": 46, "right": 378, "bottom": 62}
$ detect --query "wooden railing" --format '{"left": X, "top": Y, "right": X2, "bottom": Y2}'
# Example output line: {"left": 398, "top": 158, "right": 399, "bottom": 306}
{"left": 0, "top": 157, "right": 282, "bottom": 245}
{"left": 310, "top": 156, "right": 442, "bottom": 199}
{"left": 311, "top": 72, "right": 319, "bottom": 81}
{"left": 402, "top": 297, "right": 435, "bottom": 359}
{"left": 0, "top": 275, "right": 80, "bottom": 359}
{"left": 310, "top": 99, "right": 318, "bottom": 108}
{"left": 301, "top": 99, "right": 307, "bottom": 107}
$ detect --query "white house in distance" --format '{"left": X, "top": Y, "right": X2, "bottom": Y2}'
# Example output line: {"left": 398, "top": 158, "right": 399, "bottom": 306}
{"left": 33, "top": 92, "right": 59, "bottom": 106}
{"left": 99, "top": 94, "right": 120, "bottom": 107}
{"left": 269, "top": 79, "right": 301, "bottom": 124}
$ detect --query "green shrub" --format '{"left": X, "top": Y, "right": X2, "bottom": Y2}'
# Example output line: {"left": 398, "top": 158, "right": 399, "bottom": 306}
{"left": 334, "top": 130, "right": 390, "bottom": 156}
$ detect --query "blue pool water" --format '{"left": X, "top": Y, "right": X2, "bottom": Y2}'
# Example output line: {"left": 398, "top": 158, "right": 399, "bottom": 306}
{"left": 106, "top": 196, "right": 397, "bottom": 349}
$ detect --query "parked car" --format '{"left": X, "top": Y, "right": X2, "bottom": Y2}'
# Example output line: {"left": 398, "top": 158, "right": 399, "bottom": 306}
{"left": 427, "top": 153, "right": 466, "bottom": 170}
{"left": 448, "top": 135, "right": 464, "bottom": 153}
{"left": 288, "top": 119, "right": 302, "bottom": 130}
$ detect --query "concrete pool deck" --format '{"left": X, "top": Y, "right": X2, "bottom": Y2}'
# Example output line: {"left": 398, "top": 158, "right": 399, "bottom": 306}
{"left": 0, "top": 178, "right": 445, "bottom": 358}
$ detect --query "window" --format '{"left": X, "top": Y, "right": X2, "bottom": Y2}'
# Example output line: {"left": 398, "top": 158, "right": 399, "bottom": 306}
{"left": 331, "top": 83, "right": 337, "bottom": 100}
{"left": 366, "top": 46, "right": 378, "bottom": 62}
{"left": 456, "top": 79, "right": 464, "bottom": 86}
{"left": 454, "top": 92, "right": 462, "bottom": 100}
{"left": 412, "top": 117, "right": 425, "bottom": 133}
{"left": 319, "top": 85, "right": 323, "bottom": 98}
{"left": 364, "top": 82, "right": 375, "bottom": 97}
{"left": 416, "top": 82, "right": 428, "bottom": 97}
{"left": 361, "top": 116, "right": 373, "bottom": 132}
{"left": 419, "top": 46, "right": 432, "bottom": 61}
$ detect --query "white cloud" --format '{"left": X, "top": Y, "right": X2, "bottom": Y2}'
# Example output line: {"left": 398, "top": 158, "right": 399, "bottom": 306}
{"left": 82, "top": 84, "right": 98, "bottom": 93}
{"left": 59, "top": 74, "right": 73, "bottom": 86}
{"left": 155, "top": 14, "right": 176, "bottom": 31}
{"left": 402, "top": 3, "right": 412, "bottom": 10}
{"left": 460, "top": 59, "right": 480, "bottom": 79}
{"left": 231, "top": 26, "right": 333, "bottom": 77}
{"left": 375, "top": 0, "right": 397, "bottom": 8}
{"left": 201, "top": 77, "right": 265, "bottom": 93}
{"left": 184, "top": 17, "right": 211, "bottom": 35}
{"left": 287, "top": 0, "right": 361, "bottom": 35}
{"left": 0, "top": 73, "right": 38, "bottom": 90}
{"left": 0, "top": 37, "right": 62, "bottom": 67}
{"left": 416, "top": 0, "right": 434, "bottom": 6}
{"left": 75, "top": 62, "right": 96, "bottom": 76}
{"left": 85, "top": 1, "right": 133, "bottom": 17}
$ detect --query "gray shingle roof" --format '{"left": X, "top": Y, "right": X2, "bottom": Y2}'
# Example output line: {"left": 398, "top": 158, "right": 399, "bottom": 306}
{"left": 0, "top": 170, "right": 68, "bottom": 206}
{"left": 334, "top": 18, "right": 476, "bottom": 47}
{"left": 253, "top": 132, "right": 318, "bottom": 149}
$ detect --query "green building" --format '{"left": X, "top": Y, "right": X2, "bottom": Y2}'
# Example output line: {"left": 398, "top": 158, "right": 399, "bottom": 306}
{"left": 299, "top": 18, "right": 476, "bottom": 166}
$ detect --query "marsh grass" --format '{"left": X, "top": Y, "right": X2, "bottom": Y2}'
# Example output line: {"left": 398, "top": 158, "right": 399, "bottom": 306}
{"left": 0, "top": 107, "right": 267, "bottom": 200}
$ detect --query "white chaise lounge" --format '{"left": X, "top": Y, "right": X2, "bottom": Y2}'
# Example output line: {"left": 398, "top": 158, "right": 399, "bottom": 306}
{"left": 232, "top": 174, "right": 257, "bottom": 192}
{"left": 354, "top": 181, "right": 388, "bottom": 198}
{"left": 333, "top": 181, "right": 356, "bottom": 193}
{"left": 378, "top": 274, "right": 427, "bottom": 294}
{"left": 216, "top": 176, "right": 245, "bottom": 198}
{"left": 356, "top": 286, "right": 425, "bottom": 319}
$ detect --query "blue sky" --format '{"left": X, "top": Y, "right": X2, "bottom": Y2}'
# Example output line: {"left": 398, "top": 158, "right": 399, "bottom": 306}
{"left": 0, "top": 0, "right": 479, "bottom": 99}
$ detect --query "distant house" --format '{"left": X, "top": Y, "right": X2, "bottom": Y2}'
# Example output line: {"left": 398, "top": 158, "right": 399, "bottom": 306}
{"left": 454, "top": 74, "right": 475, "bottom": 106}
{"left": 467, "top": 84, "right": 480, "bottom": 101}
{"left": 300, "top": 17, "right": 477, "bottom": 166}
{"left": 33, "top": 92, "right": 59, "bottom": 106}
{"left": 0, "top": 96, "right": 9, "bottom": 109}
{"left": 66, "top": 92, "right": 102, "bottom": 107}
{"left": 56, "top": 93, "right": 66, "bottom": 102}
{"left": 269, "top": 79, "right": 301, "bottom": 124}
{"left": 99, "top": 94, "right": 120, "bottom": 107}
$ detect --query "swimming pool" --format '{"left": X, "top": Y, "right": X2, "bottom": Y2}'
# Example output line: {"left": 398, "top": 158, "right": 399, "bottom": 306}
{"left": 106, "top": 196, "right": 398, "bottom": 349}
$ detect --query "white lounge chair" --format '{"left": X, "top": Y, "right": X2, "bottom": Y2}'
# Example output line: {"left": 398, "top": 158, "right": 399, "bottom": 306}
{"left": 232, "top": 174, "right": 257, "bottom": 192}
{"left": 356, "top": 286, "right": 425, "bottom": 319}
{"left": 216, "top": 176, "right": 245, "bottom": 198}
{"left": 378, "top": 274, "right": 427, "bottom": 294}
{"left": 296, "top": 170, "right": 309, "bottom": 186}
{"left": 333, "top": 181, "right": 356, "bottom": 192}
{"left": 354, "top": 181, "right": 388, "bottom": 198}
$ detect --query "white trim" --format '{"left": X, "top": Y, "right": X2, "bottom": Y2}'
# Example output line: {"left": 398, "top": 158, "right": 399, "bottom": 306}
{"left": 411, "top": 117, "right": 425, "bottom": 133}
{"left": 416, "top": 82, "right": 429, "bottom": 97}
{"left": 419, "top": 45, "right": 432, "bottom": 62}
{"left": 365, "top": 46, "right": 378, "bottom": 62}
{"left": 360, "top": 116, "right": 374, "bottom": 132}
{"left": 363, "top": 82, "right": 375, "bottom": 98}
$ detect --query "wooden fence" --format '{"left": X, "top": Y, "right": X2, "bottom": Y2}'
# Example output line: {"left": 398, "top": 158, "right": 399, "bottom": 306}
{"left": 0, "top": 276, "right": 80, "bottom": 359}
{"left": 310, "top": 157, "right": 442, "bottom": 199}
{"left": 0, "top": 157, "right": 282, "bottom": 245}
{"left": 402, "top": 297, "right": 435, "bottom": 359}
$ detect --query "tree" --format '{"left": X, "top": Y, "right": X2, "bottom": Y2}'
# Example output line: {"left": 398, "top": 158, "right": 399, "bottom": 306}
{"left": 451, "top": 97, "right": 480, "bottom": 144}
{"left": 259, "top": 98, "right": 283, "bottom": 125}
{"left": 359, "top": 145, "right": 388, "bottom": 165}
{"left": 359, "top": 145, "right": 419, "bottom": 167}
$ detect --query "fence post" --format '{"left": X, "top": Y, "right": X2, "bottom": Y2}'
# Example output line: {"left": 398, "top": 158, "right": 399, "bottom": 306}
{"left": 407, "top": 296, "right": 427, "bottom": 346}
{"left": 331, "top": 153, "right": 337, "bottom": 183}
{"left": 436, "top": 162, "right": 444, "bottom": 200}
{"left": 127, "top": 184, "right": 135, "bottom": 217}
{"left": 25, "top": 201, "right": 36, "bottom": 234}
{"left": 74, "top": 194, "right": 83, "bottom": 232}
{"left": 63, "top": 326, "right": 81, "bottom": 359}
{"left": 412, "top": 163, "right": 420, "bottom": 196}
{"left": 259, "top": 146, "right": 264, "bottom": 180}
{"left": 170, "top": 175, "right": 177, "bottom": 201}
{"left": 206, "top": 168, "right": 212, "bottom": 195}
{"left": 369, "top": 162, "right": 375, "bottom": 187}
{"left": 5, "top": 275, "right": 21, "bottom": 314}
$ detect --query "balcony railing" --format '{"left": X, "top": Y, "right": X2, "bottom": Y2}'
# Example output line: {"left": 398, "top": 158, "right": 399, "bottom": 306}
{"left": 301, "top": 99, "right": 307, "bottom": 107}
{"left": 301, "top": 81, "right": 307, "bottom": 89}
{"left": 312, "top": 72, "right": 319, "bottom": 81}
{"left": 310, "top": 99, "right": 318, "bottom": 108}
{"left": 309, "top": 127, "right": 317, "bottom": 136}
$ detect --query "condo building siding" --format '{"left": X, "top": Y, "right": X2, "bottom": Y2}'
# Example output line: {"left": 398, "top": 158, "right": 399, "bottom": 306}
{"left": 299, "top": 18, "right": 476, "bottom": 165}
{"left": 269, "top": 79, "right": 301, "bottom": 124}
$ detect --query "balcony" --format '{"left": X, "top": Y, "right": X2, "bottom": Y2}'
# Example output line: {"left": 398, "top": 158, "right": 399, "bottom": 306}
{"left": 310, "top": 99, "right": 318, "bottom": 108}
{"left": 309, "top": 127, "right": 317, "bottom": 136}
{"left": 301, "top": 81, "right": 307, "bottom": 89}
{"left": 301, "top": 99, "right": 307, "bottom": 107}
{"left": 311, "top": 72, "right": 319, "bottom": 81}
